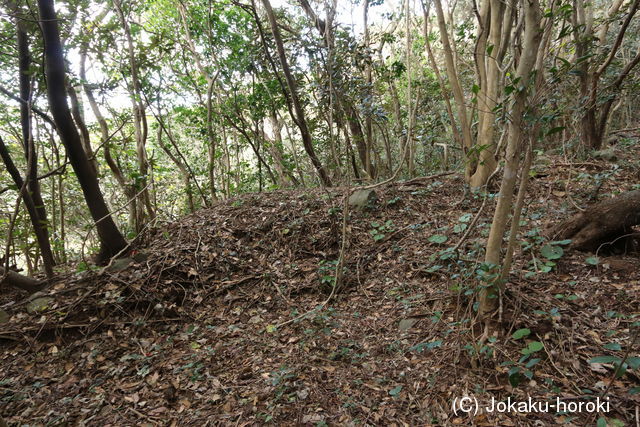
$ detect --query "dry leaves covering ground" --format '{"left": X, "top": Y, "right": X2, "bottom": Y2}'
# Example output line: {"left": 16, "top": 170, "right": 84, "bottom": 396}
{"left": 1, "top": 143, "right": 640, "bottom": 426}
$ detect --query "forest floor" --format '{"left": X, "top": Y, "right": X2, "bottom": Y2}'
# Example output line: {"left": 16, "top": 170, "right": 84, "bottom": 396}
{"left": 2, "top": 141, "right": 640, "bottom": 426}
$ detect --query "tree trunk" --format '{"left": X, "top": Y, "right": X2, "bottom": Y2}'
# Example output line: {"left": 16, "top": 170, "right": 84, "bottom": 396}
{"left": 206, "top": 79, "right": 219, "bottom": 202}
{"left": 267, "top": 113, "right": 299, "bottom": 187}
{"left": 37, "top": 0, "right": 127, "bottom": 263}
{"left": 9, "top": 2, "right": 56, "bottom": 277}
{"left": 432, "top": 0, "right": 473, "bottom": 179}
{"left": 422, "top": 4, "right": 462, "bottom": 151}
{"left": 575, "top": 0, "right": 639, "bottom": 150}
{"left": 113, "top": 0, "right": 156, "bottom": 227}
{"left": 260, "top": 0, "right": 332, "bottom": 187}
{"left": 156, "top": 122, "right": 194, "bottom": 212}
{"left": 363, "top": 0, "right": 374, "bottom": 179}
{"left": 552, "top": 190, "right": 640, "bottom": 252}
{"left": 479, "top": 0, "right": 542, "bottom": 320}
{"left": 80, "top": 49, "right": 140, "bottom": 231}
{"left": 343, "top": 101, "right": 371, "bottom": 177}
{"left": 177, "top": 2, "right": 218, "bottom": 202}
{"left": 469, "top": 0, "right": 507, "bottom": 188}
{"left": 0, "top": 136, "right": 55, "bottom": 278}
{"left": 67, "top": 81, "right": 98, "bottom": 173}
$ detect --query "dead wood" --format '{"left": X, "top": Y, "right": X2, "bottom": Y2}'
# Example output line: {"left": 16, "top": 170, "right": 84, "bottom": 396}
{"left": 0, "top": 267, "right": 44, "bottom": 293}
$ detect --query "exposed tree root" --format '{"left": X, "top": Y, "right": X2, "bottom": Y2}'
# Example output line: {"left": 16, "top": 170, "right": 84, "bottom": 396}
{"left": 552, "top": 190, "right": 640, "bottom": 252}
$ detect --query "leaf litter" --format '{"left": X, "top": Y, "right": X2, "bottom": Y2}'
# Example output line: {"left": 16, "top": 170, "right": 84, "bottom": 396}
{"left": 1, "top": 150, "right": 640, "bottom": 425}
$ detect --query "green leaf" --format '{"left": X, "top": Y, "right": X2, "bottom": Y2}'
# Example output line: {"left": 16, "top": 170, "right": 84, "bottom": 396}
{"left": 265, "top": 324, "right": 278, "bottom": 333}
{"left": 527, "top": 341, "right": 543, "bottom": 352}
{"left": 389, "top": 385, "right": 403, "bottom": 396}
{"left": 604, "top": 342, "right": 622, "bottom": 351}
{"left": 453, "top": 223, "right": 467, "bottom": 233}
{"left": 522, "top": 341, "right": 543, "bottom": 355}
{"left": 589, "top": 355, "right": 620, "bottom": 364}
{"left": 596, "top": 417, "right": 607, "bottom": 427}
{"left": 508, "top": 375, "right": 522, "bottom": 387}
{"left": 428, "top": 234, "right": 448, "bottom": 244}
{"left": 525, "top": 358, "right": 541, "bottom": 368}
{"left": 410, "top": 340, "right": 443, "bottom": 353}
{"left": 551, "top": 239, "right": 572, "bottom": 245}
{"left": 627, "top": 357, "right": 640, "bottom": 370}
{"left": 540, "top": 244, "right": 563, "bottom": 260}
{"left": 512, "top": 328, "right": 531, "bottom": 340}
{"left": 586, "top": 256, "right": 600, "bottom": 265}
{"left": 459, "top": 213, "right": 473, "bottom": 223}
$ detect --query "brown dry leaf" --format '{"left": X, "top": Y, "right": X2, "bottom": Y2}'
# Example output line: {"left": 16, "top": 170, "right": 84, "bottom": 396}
{"left": 124, "top": 392, "right": 139, "bottom": 404}
{"left": 146, "top": 371, "right": 160, "bottom": 387}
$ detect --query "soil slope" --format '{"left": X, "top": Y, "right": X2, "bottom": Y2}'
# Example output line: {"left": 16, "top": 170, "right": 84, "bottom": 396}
{"left": 1, "top": 147, "right": 640, "bottom": 426}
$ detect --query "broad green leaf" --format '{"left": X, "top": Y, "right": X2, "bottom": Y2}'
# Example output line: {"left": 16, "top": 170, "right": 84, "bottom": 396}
{"left": 627, "top": 357, "right": 640, "bottom": 370}
{"left": 525, "top": 358, "right": 541, "bottom": 368}
{"left": 527, "top": 341, "right": 543, "bottom": 352}
{"left": 428, "top": 234, "right": 448, "bottom": 244}
{"left": 589, "top": 355, "right": 620, "bottom": 364}
{"left": 512, "top": 328, "right": 531, "bottom": 340}
{"left": 540, "top": 244, "right": 563, "bottom": 260}
{"left": 453, "top": 223, "right": 467, "bottom": 233}
{"left": 459, "top": 213, "right": 473, "bottom": 223}
{"left": 410, "top": 340, "right": 442, "bottom": 353}
{"left": 604, "top": 342, "right": 622, "bottom": 351}
{"left": 586, "top": 256, "right": 600, "bottom": 265}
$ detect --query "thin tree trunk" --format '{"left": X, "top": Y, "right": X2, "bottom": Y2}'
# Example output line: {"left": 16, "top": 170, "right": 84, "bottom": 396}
{"left": 67, "top": 81, "right": 98, "bottom": 173}
{"left": 80, "top": 50, "right": 140, "bottom": 232}
{"left": 363, "top": 0, "right": 374, "bottom": 179}
{"left": 0, "top": 136, "right": 54, "bottom": 276}
{"left": 206, "top": 79, "right": 219, "bottom": 201}
{"left": 37, "top": 0, "right": 127, "bottom": 263}
{"left": 343, "top": 101, "right": 369, "bottom": 176}
{"left": 432, "top": 0, "right": 473, "bottom": 178}
{"left": 595, "top": 49, "right": 640, "bottom": 145}
{"left": 422, "top": 3, "right": 462, "bottom": 149}
{"left": 470, "top": 0, "right": 506, "bottom": 188}
{"left": 9, "top": 2, "right": 56, "bottom": 277}
{"left": 479, "top": 0, "right": 542, "bottom": 320}
{"left": 113, "top": 0, "right": 155, "bottom": 226}
{"left": 260, "top": 0, "right": 332, "bottom": 187}
{"left": 267, "top": 113, "right": 299, "bottom": 187}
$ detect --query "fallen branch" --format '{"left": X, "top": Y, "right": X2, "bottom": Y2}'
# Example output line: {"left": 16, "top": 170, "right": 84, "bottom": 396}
{"left": 0, "top": 267, "right": 44, "bottom": 293}
{"left": 396, "top": 171, "right": 456, "bottom": 186}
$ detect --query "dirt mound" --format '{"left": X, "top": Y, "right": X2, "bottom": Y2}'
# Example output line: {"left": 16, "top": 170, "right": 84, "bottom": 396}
{"left": 1, "top": 166, "right": 639, "bottom": 425}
